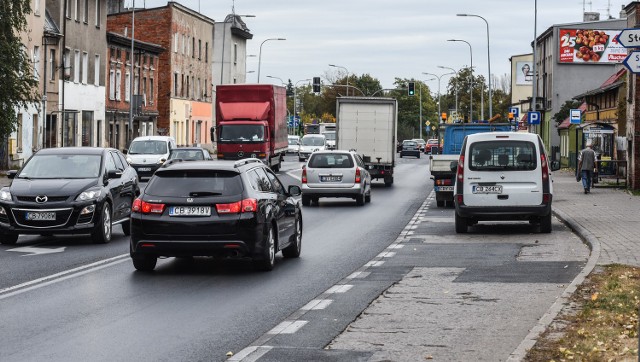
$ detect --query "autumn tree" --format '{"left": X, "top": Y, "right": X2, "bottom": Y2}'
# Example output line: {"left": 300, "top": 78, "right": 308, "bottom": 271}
{"left": 0, "top": 0, "right": 39, "bottom": 138}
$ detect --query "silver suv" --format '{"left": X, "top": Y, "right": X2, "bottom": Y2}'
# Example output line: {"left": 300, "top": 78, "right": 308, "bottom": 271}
{"left": 301, "top": 151, "right": 371, "bottom": 206}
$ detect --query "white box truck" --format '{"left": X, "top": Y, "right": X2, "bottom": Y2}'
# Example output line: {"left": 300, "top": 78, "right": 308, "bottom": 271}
{"left": 336, "top": 97, "right": 397, "bottom": 186}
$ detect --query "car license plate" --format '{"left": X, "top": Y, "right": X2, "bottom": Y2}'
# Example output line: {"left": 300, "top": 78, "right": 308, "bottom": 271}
{"left": 436, "top": 186, "right": 454, "bottom": 192}
{"left": 320, "top": 176, "right": 342, "bottom": 182}
{"left": 473, "top": 185, "right": 503, "bottom": 194}
{"left": 26, "top": 211, "right": 56, "bottom": 221}
{"left": 138, "top": 167, "right": 151, "bottom": 172}
{"left": 169, "top": 206, "right": 211, "bottom": 216}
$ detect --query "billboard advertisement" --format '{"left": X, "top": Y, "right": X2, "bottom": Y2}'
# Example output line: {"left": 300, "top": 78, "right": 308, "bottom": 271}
{"left": 558, "top": 29, "right": 626, "bottom": 64}
{"left": 515, "top": 61, "right": 533, "bottom": 85}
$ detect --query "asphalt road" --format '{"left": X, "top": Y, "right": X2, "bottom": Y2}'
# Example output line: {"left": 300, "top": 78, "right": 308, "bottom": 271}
{"left": 0, "top": 155, "right": 589, "bottom": 362}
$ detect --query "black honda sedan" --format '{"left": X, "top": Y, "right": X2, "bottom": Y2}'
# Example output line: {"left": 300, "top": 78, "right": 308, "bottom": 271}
{"left": 0, "top": 147, "right": 139, "bottom": 245}
{"left": 129, "top": 158, "right": 303, "bottom": 272}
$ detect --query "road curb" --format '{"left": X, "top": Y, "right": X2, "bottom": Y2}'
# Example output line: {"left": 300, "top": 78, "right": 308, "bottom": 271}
{"left": 507, "top": 208, "right": 601, "bottom": 361}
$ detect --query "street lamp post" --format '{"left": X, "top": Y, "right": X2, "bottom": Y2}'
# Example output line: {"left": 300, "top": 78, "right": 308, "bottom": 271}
{"left": 423, "top": 72, "right": 454, "bottom": 123}
{"left": 257, "top": 38, "right": 286, "bottom": 83}
{"left": 266, "top": 75, "right": 285, "bottom": 85}
{"left": 457, "top": 13, "right": 491, "bottom": 119}
{"left": 447, "top": 39, "right": 473, "bottom": 121}
{"left": 219, "top": 14, "right": 255, "bottom": 84}
{"left": 293, "top": 78, "right": 311, "bottom": 134}
{"left": 329, "top": 64, "right": 349, "bottom": 96}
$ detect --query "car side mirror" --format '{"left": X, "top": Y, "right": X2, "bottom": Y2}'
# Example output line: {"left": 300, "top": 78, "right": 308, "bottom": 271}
{"left": 550, "top": 160, "right": 560, "bottom": 171}
{"left": 7, "top": 170, "right": 18, "bottom": 179}
{"left": 107, "top": 170, "right": 123, "bottom": 179}
{"left": 288, "top": 185, "right": 302, "bottom": 196}
{"left": 450, "top": 161, "right": 458, "bottom": 172}
{"left": 123, "top": 149, "right": 128, "bottom": 154}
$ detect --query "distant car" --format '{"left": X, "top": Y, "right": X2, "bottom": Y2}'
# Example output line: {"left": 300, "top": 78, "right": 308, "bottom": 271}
{"left": 0, "top": 147, "right": 140, "bottom": 245}
{"left": 125, "top": 136, "right": 177, "bottom": 181}
{"left": 166, "top": 147, "right": 212, "bottom": 162}
{"left": 413, "top": 139, "right": 427, "bottom": 153}
{"left": 400, "top": 141, "right": 421, "bottom": 158}
{"left": 301, "top": 150, "right": 371, "bottom": 206}
{"left": 323, "top": 131, "right": 336, "bottom": 150}
{"left": 287, "top": 135, "right": 301, "bottom": 154}
{"left": 426, "top": 139, "right": 440, "bottom": 154}
{"left": 298, "top": 134, "right": 326, "bottom": 162}
{"left": 130, "top": 158, "right": 303, "bottom": 272}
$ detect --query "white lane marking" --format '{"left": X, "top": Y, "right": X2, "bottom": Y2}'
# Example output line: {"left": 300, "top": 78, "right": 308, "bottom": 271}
{"left": 346, "top": 271, "right": 371, "bottom": 279}
{"left": 286, "top": 169, "right": 301, "bottom": 181}
{"left": 388, "top": 244, "right": 404, "bottom": 249}
{"left": 227, "top": 346, "right": 273, "bottom": 362}
{"left": 301, "top": 299, "right": 333, "bottom": 311}
{"left": 0, "top": 254, "right": 129, "bottom": 300}
{"left": 267, "top": 320, "right": 308, "bottom": 334}
{"left": 326, "top": 284, "right": 353, "bottom": 294}
{"left": 377, "top": 251, "right": 396, "bottom": 258}
{"left": 365, "top": 260, "right": 385, "bottom": 267}
{"left": 7, "top": 246, "right": 67, "bottom": 256}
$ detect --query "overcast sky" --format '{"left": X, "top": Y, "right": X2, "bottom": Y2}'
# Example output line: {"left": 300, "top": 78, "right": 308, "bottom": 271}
{"left": 142, "top": 0, "right": 628, "bottom": 90}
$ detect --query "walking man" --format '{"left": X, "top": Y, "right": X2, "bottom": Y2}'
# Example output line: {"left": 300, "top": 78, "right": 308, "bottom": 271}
{"left": 577, "top": 140, "right": 596, "bottom": 194}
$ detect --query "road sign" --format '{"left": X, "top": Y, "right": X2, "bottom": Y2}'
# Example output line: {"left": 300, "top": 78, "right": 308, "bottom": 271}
{"left": 570, "top": 109, "right": 581, "bottom": 124}
{"left": 623, "top": 51, "right": 640, "bottom": 74}
{"left": 617, "top": 28, "right": 640, "bottom": 48}
{"left": 527, "top": 111, "right": 541, "bottom": 125}
{"left": 509, "top": 107, "right": 519, "bottom": 118}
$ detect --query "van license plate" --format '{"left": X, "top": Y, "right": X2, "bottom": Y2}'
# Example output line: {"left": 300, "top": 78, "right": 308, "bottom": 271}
{"left": 138, "top": 167, "right": 151, "bottom": 172}
{"left": 169, "top": 206, "right": 211, "bottom": 216}
{"left": 26, "top": 212, "right": 56, "bottom": 221}
{"left": 436, "top": 186, "right": 454, "bottom": 192}
{"left": 473, "top": 185, "right": 503, "bottom": 194}
{"left": 320, "top": 176, "right": 342, "bottom": 182}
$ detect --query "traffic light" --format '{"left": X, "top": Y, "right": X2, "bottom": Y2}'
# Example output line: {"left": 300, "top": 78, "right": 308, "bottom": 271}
{"left": 313, "top": 77, "right": 321, "bottom": 93}
{"left": 408, "top": 81, "right": 415, "bottom": 96}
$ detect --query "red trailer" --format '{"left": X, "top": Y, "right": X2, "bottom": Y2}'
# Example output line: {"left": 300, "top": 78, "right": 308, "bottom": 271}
{"left": 212, "top": 84, "right": 288, "bottom": 171}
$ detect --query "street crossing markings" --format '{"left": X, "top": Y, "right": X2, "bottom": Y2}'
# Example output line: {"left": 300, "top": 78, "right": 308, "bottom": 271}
{"left": 301, "top": 299, "right": 333, "bottom": 310}
{"left": 268, "top": 320, "right": 308, "bottom": 334}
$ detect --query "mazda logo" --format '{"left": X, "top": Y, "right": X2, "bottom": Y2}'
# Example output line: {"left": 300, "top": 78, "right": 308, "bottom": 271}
{"left": 35, "top": 195, "right": 48, "bottom": 203}
{"left": 186, "top": 198, "right": 194, "bottom": 203}
{"left": 237, "top": 151, "right": 244, "bottom": 157}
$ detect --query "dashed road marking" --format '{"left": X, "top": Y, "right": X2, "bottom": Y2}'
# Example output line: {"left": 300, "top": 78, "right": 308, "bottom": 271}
{"left": 347, "top": 271, "right": 371, "bottom": 279}
{"left": 268, "top": 320, "right": 308, "bottom": 334}
{"left": 365, "top": 260, "right": 385, "bottom": 267}
{"left": 326, "top": 284, "right": 353, "bottom": 294}
{"left": 301, "top": 299, "right": 333, "bottom": 310}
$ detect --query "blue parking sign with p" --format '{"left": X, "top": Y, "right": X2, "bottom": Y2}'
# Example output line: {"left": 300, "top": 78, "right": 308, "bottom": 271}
{"left": 509, "top": 107, "right": 519, "bottom": 118}
{"left": 527, "top": 111, "right": 541, "bottom": 125}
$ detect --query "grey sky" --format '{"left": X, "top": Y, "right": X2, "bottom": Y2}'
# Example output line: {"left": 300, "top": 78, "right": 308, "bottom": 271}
{"left": 141, "top": 0, "right": 627, "bottom": 90}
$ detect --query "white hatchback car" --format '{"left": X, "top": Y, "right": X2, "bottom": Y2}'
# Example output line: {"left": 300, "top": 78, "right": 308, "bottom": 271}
{"left": 298, "top": 134, "right": 326, "bottom": 162}
{"left": 287, "top": 135, "right": 300, "bottom": 154}
{"left": 453, "top": 132, "right": 555, "bottom": 233}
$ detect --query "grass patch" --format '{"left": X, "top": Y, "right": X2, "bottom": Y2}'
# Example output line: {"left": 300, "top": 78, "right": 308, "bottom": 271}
{"left": 524, "top": 264, "right": 639, "bottom": 361}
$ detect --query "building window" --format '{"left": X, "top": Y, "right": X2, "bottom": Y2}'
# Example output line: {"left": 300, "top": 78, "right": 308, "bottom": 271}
{"left": 17, "top": 114, "right": 23, "bottom": 152}
{"left": 33, "top": 46, "right": 40, "bottom": 80}
{"left": 82, "top": 51, "right": 88, "bottom": 84}
{"left": 109, "top": 69, "right": 115, "bottom": 100}
{"left": 97, "top": 119, "right": 102, "bottom": 147}
{"left": 63, "top": 48, "right": 71, "bottom": 79}
{"left": 192, "top": 37, "right": 195, "bottom": 58}
{"left": 125, "top": 71, "right": 131, "bottom": 101}
{"left": 74, "top": 50, "right": 80, "bottom": 83}
{"left": 186, "top": 76, "right": 190, "bottom": 98}
{"left": 115, "top": 69, "right": 121, "bottom": 100}
{"left": 142, "top": 76, "right": 147, "bottom": 102}
{"left": 64, "top": 111, "right": 77, "bottom": 147}
{"left": 81, "top": 111, "right": 93, "bottom": 146}
{"left": 173, "top": 72, "right": 178, "bottom": 96}
{"left": 205, "top": 42, "right": 208, "bottom": 63}
{"left": 198, "top": 39, "right": 201, "bottom": 60}
{"left": 174, "top": 33, "right": 178, "bottom": 53}
{"left": 233, "top": 43, "right": 237, "bottom": 65}
{"left": 74, "top": 0, "right": 79, "bottom": 21}
{"left": 95, "top": 0, "right": 101, "bottom": 27}
{"left": 49, "top": 49, "right": 55, "bottom": 81}
{"left": 65, "top": 0, "right": 71, "bottom": 18}
{"left": 32, "top": 114, "right": 38, "bottom": 149}
{"left": 34, "top": 0, "right": 41, "bottom": 15}
{"left": 125, "top": 51, "right": 130, "bottom": 63}
{"left": 94, "top": 54, "right": 100, "bottom": 85}
{"left": 83, "top": 0, "right": 88, "bottom": 22}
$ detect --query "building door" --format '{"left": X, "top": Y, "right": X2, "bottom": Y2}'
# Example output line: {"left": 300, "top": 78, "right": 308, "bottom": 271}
{"left": 45, "top": 114, "right": 57, "bottom": 148}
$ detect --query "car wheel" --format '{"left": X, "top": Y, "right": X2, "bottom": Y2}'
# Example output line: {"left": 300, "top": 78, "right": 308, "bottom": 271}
{"left": 365, "top": 190, "right": 371, "bottom": 203}
{"left": 312, "top": 197, "right": 319, "bottom": 205}
{"left": 356, "top": 193, "right": 365, "bottom": 206}
{"left": 0, "top": 233, "right": 19, "bottom": 245}
{"left": 436, "top": 200, "right": 444, "bottom": 207}
{"left": 418, "top": 154, "right": 421, "bottom": 159}
{"left": 132, "top": 253, "right": 157, "bottom": 271}
{"left": 91, "top": 203, "right": 112, "bottom": 244}
{"left": 301, "top": 195, "right": 311, "bottom": 206}
{"left": 254, "top": 226, "right": 275, "bottom": 271}
{"left": 540, "top": 212, "right": 552, "bottom": 233}
{"left": 122, "top": 219, "right": 131, "bottom": 236}
{"left": 455, "top": 212, "right": 468, "bottom": 234}
{"left": 282, "top": 214, "right": 302, "bottom": 258}
{"left": 298, "top": 157, "right": 304, "bottom": 162}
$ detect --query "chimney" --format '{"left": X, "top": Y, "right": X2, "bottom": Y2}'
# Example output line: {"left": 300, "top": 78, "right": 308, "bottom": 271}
{"left": 620, "top": 5, "right": 628, "bottom": 19}
{"left": 583, "top": 12, "right": 600, "bottom": 22}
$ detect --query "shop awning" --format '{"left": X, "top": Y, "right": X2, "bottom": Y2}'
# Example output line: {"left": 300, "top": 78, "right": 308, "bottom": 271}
{"left": 218, "top": 102, "right": 270, "bottom": 121}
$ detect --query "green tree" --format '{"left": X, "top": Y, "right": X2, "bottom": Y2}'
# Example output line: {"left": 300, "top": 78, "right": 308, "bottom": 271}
{"left": 0, "top": 0, "right": 39, "bottom": 138}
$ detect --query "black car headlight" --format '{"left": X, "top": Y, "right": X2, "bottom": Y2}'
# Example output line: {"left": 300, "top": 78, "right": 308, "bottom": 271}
{"left": 0, "top": 189, "right": 11, "bottom": 201}
{"left": 76, "top": 188, "right": 102, "bottom": 201}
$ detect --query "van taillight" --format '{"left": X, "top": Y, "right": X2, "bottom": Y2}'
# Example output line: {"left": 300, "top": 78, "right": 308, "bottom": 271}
{"left": 436, "top": 179, "right": 452, "bottom": 186}
{"left": 456, "top": 155, "right": 465, "bottom": 182}
{"left": 301, "top": 168, "right": 307, "bottom": 184}
{"left": 132, "top": 199, "right": 165, "bottom": 214}
{"left": 540, "top": 154, "right": 549, "bottom": 181}
{"left": 216, "top": 199, "right": 257, "bottom": 214}
{"left": 355, "top": 168, "right": 361, "bottom": 183}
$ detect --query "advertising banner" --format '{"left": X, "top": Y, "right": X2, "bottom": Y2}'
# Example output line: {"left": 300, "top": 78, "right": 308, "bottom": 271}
{"left": 515, "top": 61, "right": 533, "bottom": 85}
{"left": 558, "top": 29, "right": 626, "bottom": 64}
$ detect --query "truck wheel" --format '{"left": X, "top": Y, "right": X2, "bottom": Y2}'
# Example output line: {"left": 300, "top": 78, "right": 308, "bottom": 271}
{"left": 455, "top": 212, "right": 468, "bottom": 233}
{"left": 384, "top": 177, "right": 393, "bottom": 187}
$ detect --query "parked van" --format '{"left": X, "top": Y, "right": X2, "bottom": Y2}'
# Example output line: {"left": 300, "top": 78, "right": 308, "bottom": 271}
{"left": 298, "top": 134, "right": 326, "bottom": 162}
{"left": 125, "top": 136, "right": 177, "bottom": 180}
{"left": 452, "top": 132, "right": 557, "bottom": 234}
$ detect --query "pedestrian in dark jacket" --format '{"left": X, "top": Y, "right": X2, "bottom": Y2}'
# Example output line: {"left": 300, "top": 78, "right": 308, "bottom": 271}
{"left": 577, "top": 140, "right": 596, "bottom": 194}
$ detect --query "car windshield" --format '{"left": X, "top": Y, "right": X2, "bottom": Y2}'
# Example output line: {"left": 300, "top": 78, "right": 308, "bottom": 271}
{"left": 219, "top": 124, "right": 265, "bottom": 142}
{"left": 323, "top": 132, "right": 336, "bottom": 141}
{"left": 308, "top": 153, "right": 354, "bottom": 168}
{"left": 128, "top": 140, "right": 168, "bottom": 155}
{"left": 18, "top": 154, "right": 102, "bottom": 179}
{"left": 288, "top": 139, "right": 299, "bottom": 145}
{"left": 469, "top": 141, "right": 537, "bottom": 171}
{"left": 146, "top": 170, "right": 243, "bottom": 197}
{"left": 301, "top": 137, "right": 325, "bottom": 146}
{"left": 403, "top": 142, "right": 417, "bottom": 147}
{"left": 168, "top": 149, "right": 204, "bottom": 161}
{"left": 427, "top": 140, "right": 438, "bottom": 145}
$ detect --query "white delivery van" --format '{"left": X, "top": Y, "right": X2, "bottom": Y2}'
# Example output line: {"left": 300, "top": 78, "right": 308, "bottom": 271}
{"left": 453, "top": 132, "right": 557, "bottom": 234}
{"left": 125, "top": 136, "right": 177, "bottom": 180}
